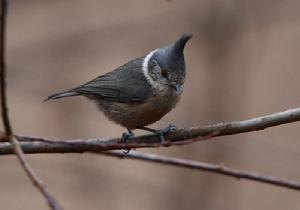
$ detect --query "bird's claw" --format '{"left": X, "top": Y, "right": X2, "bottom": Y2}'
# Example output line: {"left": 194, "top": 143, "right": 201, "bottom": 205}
{"left": 156, "top": 124, "right": 177, "bottom": 143}
{"left": 121, "top": 129, "right": 135, "bottom": 143}
{"left": 121, "top": 129, "right": 135, "bottom": 154}
{"left": 138, "top": 124, "right": 177, "bottom": 144}
{"left": 166, "top": 124, "right": 177, "bottom": 132}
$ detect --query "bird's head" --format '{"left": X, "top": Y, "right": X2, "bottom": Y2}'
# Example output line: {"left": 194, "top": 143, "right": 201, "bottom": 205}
{"left": 144, "top": 34, "right": 192, "bottom": 93}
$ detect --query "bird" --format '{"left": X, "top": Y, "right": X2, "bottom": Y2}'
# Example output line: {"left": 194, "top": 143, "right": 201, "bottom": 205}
{"left": 45, "top": 34, "right": 192, "bottom": 142}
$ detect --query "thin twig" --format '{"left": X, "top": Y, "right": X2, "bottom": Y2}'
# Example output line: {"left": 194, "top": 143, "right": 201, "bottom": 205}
{"left": 0, "top": 0, "right": 11, "bottom": 135}
{"left": 0, "top": 1, "right": 62, "bottom": 209}
{"left": 102, "top": 150, "right": 300, "bottom": 191}
{"left": 12, "top": 136, "right": 62, "bottom": 210}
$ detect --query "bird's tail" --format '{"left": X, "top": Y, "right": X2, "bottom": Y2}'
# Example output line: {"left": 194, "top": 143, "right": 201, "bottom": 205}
{"left": 44, "top": 90, "right": 79, "bottom": 102}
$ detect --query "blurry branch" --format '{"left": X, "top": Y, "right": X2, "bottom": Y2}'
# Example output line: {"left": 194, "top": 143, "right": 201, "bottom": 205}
{"left": 8, "top": 136, "right": 62, "bottom": 210}
{"left": 102, "top": 151, "right": 300, "bottom": 191}
{"left": 0, "top": 1, "right": 62, "bottom": 210}
{"left": 0, "top": 0, "right": 10, "bottom": 136}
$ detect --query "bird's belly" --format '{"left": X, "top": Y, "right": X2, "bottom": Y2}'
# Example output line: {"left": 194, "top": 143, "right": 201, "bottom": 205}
{"left": 97, "top": 92, "right": 181, "bottom": 129}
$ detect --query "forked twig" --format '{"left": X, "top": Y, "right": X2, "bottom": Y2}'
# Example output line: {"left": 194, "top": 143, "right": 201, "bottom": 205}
{"left": 0, "top": 1, "right": 62, "bottom": 209}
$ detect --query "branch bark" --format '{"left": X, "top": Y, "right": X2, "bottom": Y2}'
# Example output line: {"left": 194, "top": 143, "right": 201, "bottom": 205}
{"left": 0, "top": 1, "right": 62, "bottom": 210}
{"left": 102, "top": 151, "right": 300, "bottom": 191}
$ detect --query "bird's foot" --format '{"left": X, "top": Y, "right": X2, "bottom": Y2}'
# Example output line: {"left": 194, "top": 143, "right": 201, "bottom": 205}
{"left": 137, "top": 124, "right": 177, "bottom": 143}
{"left": 121, "top": 129, "right": 135, "bottom": 143}
{"left": 121, "top": 129, "right": 135, "bottom": 154}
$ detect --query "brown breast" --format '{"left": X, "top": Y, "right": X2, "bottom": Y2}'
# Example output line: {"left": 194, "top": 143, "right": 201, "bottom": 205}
{"left": 97, "top": 90, "right": 181, "bottom": 129}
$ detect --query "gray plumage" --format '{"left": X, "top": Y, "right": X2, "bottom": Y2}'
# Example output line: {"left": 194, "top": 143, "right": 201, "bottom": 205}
{"left": 45, "top": 57, "right": 152, "bottom": 103}
{"left": 46, "top": 34, "right": 192, "bottom": 131}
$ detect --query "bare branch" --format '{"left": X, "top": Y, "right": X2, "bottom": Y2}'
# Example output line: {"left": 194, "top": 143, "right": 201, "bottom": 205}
{"left": 0, "top": 1, "right": 62, "bottom": 209}
{"left": 10, "top": 136, "right": 62, "bottom": 210}
{"left": 0, "top": 107, "right": 299, "bottom": 153}
{"left": 0, "top": 0, "right": 11, "bottom": 136}
{"left": 1, "top": 107, "right": 300, "bottom": 191}
{"left": 1, "top": 132, "right": 216, "bottom": 154}
{"left": 102, "top": 150, "right": 300, "bottom": 191}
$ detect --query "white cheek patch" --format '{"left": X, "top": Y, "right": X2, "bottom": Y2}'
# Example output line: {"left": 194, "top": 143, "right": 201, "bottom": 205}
{"left": 142, "top": 49, "right": 157, "bottom": 86}
{"left": 142, "top": 49, "right": 167, "bottom": 92}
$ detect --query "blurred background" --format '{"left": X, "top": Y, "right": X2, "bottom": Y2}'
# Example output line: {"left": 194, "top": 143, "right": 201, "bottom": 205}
{"left": 1, "top": 0, "right": 300, "bottom": 209}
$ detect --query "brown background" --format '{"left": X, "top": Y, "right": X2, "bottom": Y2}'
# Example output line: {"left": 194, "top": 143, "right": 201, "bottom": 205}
{"left": 1, "top": 0, "right": 300, "bottom": 209}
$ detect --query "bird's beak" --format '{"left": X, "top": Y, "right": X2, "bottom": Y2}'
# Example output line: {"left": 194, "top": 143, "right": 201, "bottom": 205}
{"left": 170, "top": 83, "right": 183, "bottom": 93}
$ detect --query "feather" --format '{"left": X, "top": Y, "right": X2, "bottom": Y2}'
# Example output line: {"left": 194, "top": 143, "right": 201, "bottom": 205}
{"left": 44, "top": 90, "right": 79, "bottom": 102}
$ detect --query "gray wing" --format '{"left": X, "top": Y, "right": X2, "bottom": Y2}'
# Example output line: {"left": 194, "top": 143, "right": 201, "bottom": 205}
{"left": 73, "top": 57, "right": 153, "bottom": 103}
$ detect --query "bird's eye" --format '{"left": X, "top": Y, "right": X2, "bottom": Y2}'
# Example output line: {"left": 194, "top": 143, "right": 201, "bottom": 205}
{"left": 161, "top": 69, "right": 168, "bottom": 78}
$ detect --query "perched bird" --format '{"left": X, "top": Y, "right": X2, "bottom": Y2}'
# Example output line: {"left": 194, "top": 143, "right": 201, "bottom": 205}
{"left": 45, "top": 34, "right": 192, "bottom": 142}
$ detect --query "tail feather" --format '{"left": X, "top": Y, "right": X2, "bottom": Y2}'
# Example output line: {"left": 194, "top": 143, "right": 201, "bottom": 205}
{"left": 44, "top": 90, "right": 79, "bottom": 102}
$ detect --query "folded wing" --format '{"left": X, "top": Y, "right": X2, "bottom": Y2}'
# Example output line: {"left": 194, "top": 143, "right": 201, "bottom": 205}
{"left": 73, "top": 57, "right": 152, "bottom": 103}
